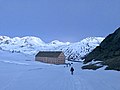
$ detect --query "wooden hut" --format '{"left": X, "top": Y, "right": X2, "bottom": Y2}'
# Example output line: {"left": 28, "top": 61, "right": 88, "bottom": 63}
{"left": 35, "top": 51, "right": 65, "bottom": 64}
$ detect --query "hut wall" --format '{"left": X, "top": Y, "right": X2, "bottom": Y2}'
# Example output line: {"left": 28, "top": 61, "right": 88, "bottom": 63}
{"left": 35, "top": 52, "right": 65, "bottom": 64}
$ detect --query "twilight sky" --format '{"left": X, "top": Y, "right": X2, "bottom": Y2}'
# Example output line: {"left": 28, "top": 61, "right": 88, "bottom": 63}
{"left": 0, "top": 0, "right": 120, "bottom": 42}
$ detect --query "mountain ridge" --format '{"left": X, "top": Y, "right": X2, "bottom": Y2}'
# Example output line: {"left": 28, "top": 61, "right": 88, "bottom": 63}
{"left": 0, "top": 36, "right": 104, "bottom": 61}
{"left": 82, "top": 27, "right": 120, "bottom": 70}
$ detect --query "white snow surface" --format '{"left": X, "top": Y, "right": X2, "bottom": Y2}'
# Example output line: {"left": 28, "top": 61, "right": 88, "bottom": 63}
{"left": 0, "top": 50, "right": 120, "bottom": 90}
{"left": 0, "top": 36, "right": 104, "bottom": 61}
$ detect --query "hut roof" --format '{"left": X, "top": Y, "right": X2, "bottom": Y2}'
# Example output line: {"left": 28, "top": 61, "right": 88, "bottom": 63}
{"left": 35, "top": 51, "right": 63, "bottom": 57}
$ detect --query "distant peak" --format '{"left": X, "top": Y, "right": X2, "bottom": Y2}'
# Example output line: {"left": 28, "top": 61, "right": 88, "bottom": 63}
{"left": 81, "top": 37, "right": 104, "bottom": 43}
{"left": 50, "top": 40, "right": 70, "bottom": 45}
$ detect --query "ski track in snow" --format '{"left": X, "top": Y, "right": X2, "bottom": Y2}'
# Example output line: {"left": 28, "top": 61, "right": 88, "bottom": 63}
{"left": 0, "top": 61, "right": 120, "bottom": 90}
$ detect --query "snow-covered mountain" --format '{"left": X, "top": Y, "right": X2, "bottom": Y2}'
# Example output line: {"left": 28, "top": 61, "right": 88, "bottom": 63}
{"left": 50, "top": 40, "right": 70, "bottom": 46}
{"left": 0, "top": 36, "right": 104, "bottom": 61}
{"left": 56, "top": 37, "right": 104, "bottom": 61}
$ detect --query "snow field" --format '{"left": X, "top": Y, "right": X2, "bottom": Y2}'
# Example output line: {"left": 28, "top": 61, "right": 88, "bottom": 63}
{"left": 0, "top": 49, "right": 120, "bottom": 90}
{"left": 0, "top": 59, "right": 120, "bottom": 90}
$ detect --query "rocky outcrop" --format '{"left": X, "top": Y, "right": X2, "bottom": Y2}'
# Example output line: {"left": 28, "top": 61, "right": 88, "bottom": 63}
{"left": 83, "top": 27, "right": 120, "bottom": 71}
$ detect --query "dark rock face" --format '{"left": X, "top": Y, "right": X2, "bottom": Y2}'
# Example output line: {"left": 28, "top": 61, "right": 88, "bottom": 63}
{"left": 83, "top": 27, "right": 120, "bottom": 70}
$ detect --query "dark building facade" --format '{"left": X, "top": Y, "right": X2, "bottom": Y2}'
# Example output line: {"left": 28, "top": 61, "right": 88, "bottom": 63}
{"left": 35, "top": 51, "right": 65, "bottom": 64}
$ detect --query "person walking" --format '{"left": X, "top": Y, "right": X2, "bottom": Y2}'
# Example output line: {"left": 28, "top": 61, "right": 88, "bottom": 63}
{"left": 70, "top": 67, "right": 74, "bottom": 75}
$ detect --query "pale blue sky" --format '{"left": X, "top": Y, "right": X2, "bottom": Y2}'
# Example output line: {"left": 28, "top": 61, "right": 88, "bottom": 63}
{"left": 0, "top": 0, "right": 120, "bottom": 42}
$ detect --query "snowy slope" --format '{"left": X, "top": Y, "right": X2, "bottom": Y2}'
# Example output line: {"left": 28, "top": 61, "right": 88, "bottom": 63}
{"left": 0, "top": 36, "right": 119, "bottom": 90}
{"left": 0, "top": 36, "right": 104, "bottom": 60}
{"left": 57, "top": 37, "right": 104, "bottom": 60}
{"left": 0, "top": 51, "right": 120, "bottom": 90}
